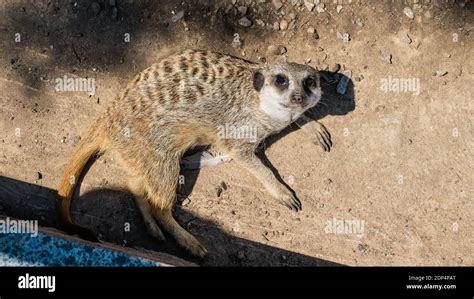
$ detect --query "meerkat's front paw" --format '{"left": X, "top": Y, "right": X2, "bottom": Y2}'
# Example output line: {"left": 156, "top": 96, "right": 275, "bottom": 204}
{"left": 307, "top": 121, "right": 332, "bottom": 152}
{"left": 277, "top": 189, "right": 302, "bottom": 212}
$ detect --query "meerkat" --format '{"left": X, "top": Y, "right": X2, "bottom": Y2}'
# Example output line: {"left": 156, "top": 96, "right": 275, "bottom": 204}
{"left": 57, "top": 49, "right": 331, "bottom": 257}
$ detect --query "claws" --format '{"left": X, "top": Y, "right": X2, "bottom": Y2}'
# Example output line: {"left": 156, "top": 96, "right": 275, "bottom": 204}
{"left": 278, "top": 191, "right": 302, "bottom": 212}
{"left": 311, "top": 122, "right": 332, "bottom": 152}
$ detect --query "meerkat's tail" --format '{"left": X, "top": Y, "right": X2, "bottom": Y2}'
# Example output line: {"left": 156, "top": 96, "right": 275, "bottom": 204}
{"left": 57, "top": 119, "right": 106, "bottom": 241}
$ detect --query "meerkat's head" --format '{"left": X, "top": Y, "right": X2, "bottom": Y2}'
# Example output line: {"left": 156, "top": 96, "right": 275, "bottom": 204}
{"left": 252, "top": 63, "right": 323, "bottom": 123}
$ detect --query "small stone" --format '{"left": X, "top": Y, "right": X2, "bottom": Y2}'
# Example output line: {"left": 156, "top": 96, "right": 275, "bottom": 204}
{"left": 272, "top": 0, "right": 283, "bottom": 10}
{"left": 355, "top": 18, "right": 364, "bottom": 27}
{"left": 288, "top": 12, "right": 296, "bottom": 20}
{"left": 238, "top": 16, "right": 252, "bottom": 27}
{"left": 238, "top": 6, "right": 248, "bottom": 15}
{"left": 304, "top": 0, "right": 315, "bottom": 12}
{"left": 181, "top": 198, "right": 190, "bottom": 206}
{"left": 273, "top": 22, "right": 280, "bottom": 30}
{"left": 336, "top": 5, "right": 343, "bottom": 13}
{"left": 435, "top": 70, "right": 448, "bottom": 77}
{"left": 276, "top": 45, "right": 287, "bottom": 55}
{"left": 279, "top": 19, "right": 289, "bottom": 30}
{"left": 287, "top": 20, "right": 296, "bottom": 30}
{"left": 329, "top": 63, "right": 341, "bottom": 72}
{"left": 291, "top": 0, "right": 300, "bottom": 6}
{"left": 403, "top": 7, "right": 414, "bottom": 19}
{"left": 35, "top": 172, "right": 43, "bottom": 180}
{"left": 91, "top": 2, "right": 101, "bottom": 14}
{"left": 268, "top": 45, "right": 287, "bottom": 55}
{"left": 337, "top": 31, "right": 350, "bottom": 43}
{"left": 379, "top": 52, "right": 392, "bottom": 64}
{"left": 424, "top": 10, "right": 432, "bottom": 19}
{"left": 237, "top": 250, "right": 246, "bottom": 260}
{"left": 358, "top": 243, "right": 369, "bottom": 253}
{"left": 172, "top": 10, "right": 184, "bottom": 22}
{"left": 256, "top": 19, "right": 265, "bottom": 27}
{"left": 316, "top": 3, "right": 325, "bottom": 13}
{"left": 307, "top": 27, "right": 315, "bottom": 34}
{"left": 400, "top": 33, "right": 412, "bottom": 44}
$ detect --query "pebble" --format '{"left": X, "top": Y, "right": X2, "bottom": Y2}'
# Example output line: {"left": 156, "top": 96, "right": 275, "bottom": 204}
{"left": 435, "top": 70, "right": 448, "bottom": 77}
{"left": 172, "top": 10, "right": 184, "bottom": 22}
{"left": 91, "top": 2, "right": 101, "bottom": 14}
{"left": 316, "top": 3, "right": 325, "bottom": 13}
{"left": 271, "top": 21, "right": 279, "bottom": 30}
{"left": 181, "top": 198, "right": 190, "bottom": 206}
{"left": 35, "top": 172, "right": 43, "bottom": 180}
{"left": 268, "top": 45, "right": 287, "bottom": 55}
{"left": 329, "top": 63, "right": 341, "bottom": 72}
{"left": 400, "top": 33, "right": 412, "bottom": 44}
{"left": 403, "top": 7, "right": 414, "bottom": 19}
{"left": 304, "top": 0, "right": 315, "bottom": 12}
{"left": 379, "top": 52, "right": 392, "bottom": 64}
{"left": 288, "top": 20, "right": 296, "bottom": 30}
{"left": 336, "top": 5, "right": 343, "bottom": 13}
{"left": 279, "top": 19, "right": 288, "bottom": 30}
{"left": 424, "top": 10, "right": 433, "bottom": 19}
{"left": 358, "top": 243, "right": 369, "bottom": 253}
{"left": 256, "top": 19, "right": 265, "bottom": 27}
{"left": 238, "top": 6, "right": 248, "bottom": 15}
{"left": 238, "top": 16, "right": 252, "bottom": 27}
{"left": 307, "top": 27, "right": 318, "bottom": 39}
{"left": 273, "top": 0, "right": 283, "bottom": 10}
{"left": 337, "top": 31, "right": 350, "bottom": 43}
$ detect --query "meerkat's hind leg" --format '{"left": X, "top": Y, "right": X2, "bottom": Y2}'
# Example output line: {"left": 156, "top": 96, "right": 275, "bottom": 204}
{"left": 128, "top": 177, "right": 166, "bottom": 241}
{"left": 153, "top": 208, "right": 208, "bottom": 258}
{"left": 142, "top": 158, "right": 208, "bottom": 258}
{"left": 296, "top": 115, "right": 332, "bottom": 152}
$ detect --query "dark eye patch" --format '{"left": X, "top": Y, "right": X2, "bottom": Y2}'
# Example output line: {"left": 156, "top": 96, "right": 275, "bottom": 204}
{"left": 304, "top": 76, "right": 316, "bottom": 88}
{"left": 274, "top": 74, "right": 289, "bottom": 90}
{"left": 303, "top": 76, "right": 316, "bottom": 93}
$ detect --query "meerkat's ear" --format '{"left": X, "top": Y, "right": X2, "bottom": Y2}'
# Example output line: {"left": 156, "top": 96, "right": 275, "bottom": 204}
{"left": 252, "top": 70, "right": 265, "bottom": 91}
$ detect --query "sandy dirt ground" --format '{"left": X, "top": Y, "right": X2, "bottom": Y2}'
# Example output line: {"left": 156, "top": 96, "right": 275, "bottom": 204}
{"left": 0, "top": 0, "right": 473, "bottom": 266}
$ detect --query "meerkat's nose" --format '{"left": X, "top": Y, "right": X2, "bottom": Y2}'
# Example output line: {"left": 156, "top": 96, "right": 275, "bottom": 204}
{"left": 290, "top": 95, "right": 303, "bottom": 104}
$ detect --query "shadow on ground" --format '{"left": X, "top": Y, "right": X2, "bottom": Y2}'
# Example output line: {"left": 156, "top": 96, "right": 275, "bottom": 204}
{"left": 0, "top": 176, "right": 342, "bottom": 266}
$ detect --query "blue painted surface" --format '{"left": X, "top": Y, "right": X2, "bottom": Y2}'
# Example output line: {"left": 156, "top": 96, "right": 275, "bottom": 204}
{"left": 0, "top": 232, "right": 162, "bottom": 267}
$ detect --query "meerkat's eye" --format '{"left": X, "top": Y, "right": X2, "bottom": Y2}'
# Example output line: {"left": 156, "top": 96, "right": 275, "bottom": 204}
{"left": 304, "top": 76, "right": 315, "bottom": 88}
{"left": 274, "top": 74, "right": 289, "bottom": 89}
